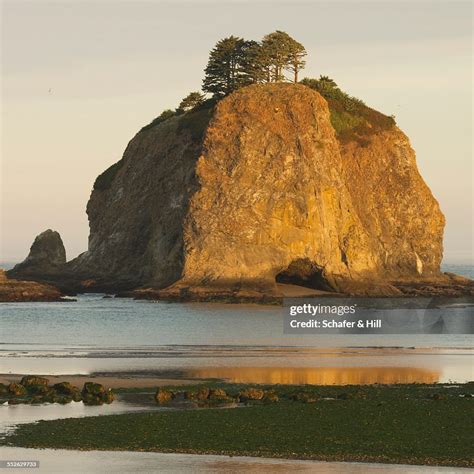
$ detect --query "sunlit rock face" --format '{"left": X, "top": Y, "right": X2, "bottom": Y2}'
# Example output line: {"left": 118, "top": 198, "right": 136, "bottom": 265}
{"left": 54, "top": 83, "right": 446, "bottom": 296}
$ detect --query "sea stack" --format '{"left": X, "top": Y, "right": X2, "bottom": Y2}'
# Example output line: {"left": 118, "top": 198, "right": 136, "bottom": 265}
{"left": 11, "top": 229, "right": 66, "bottom": 277}
{"left": 74, "top": 83, "right": 446, "bottom": 296}
{"left": 10, "top": 83, "right": 470, "bottom": 299}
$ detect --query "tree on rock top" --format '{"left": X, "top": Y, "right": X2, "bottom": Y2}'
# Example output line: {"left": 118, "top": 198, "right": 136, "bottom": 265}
{"left": 202, "top": 36, "right": 250, "bottom": 97}
{"left": 203, "top": 31, "right": 307, "bottom": 97}
{"left": 261, "top": 30, "right": 306, "bottom": 83}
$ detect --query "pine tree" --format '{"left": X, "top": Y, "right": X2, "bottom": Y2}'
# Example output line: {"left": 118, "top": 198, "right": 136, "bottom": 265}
{"left": 261, "top": 31, "right": 292, "bottom": 82}
{"left": 239, "top": 40, "right": 268, "bottom": 85}
{"left": 202, "top": 36, "right": 248, "bottom": 97}
{"left": 286, "top": 38, "right": 307, "bottom": 83}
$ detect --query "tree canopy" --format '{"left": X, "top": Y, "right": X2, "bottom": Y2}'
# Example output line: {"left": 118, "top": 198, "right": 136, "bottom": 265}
{"left": 202, "top": 31, "right": 307, "bottom": 97}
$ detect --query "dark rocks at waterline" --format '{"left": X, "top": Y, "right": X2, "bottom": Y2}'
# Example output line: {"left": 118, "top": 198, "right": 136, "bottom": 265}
{"left": 0, "top": 378, "right": 114, "bottom": 406}
{"left": 263, "top": 391, "right": 279, "bottom": 403}
{"left": 209, "top": 388, "right": 229, "bottom": 401}
{"left": 155, "top": 386, "right": 280, "bottom": 406}
{"left": 81, "top": 382, "right": 114, "bottom": 405}
{"left": 155, "top": 389, "right": 175, "bottom": 405}
{"left": 53, "top": 382, "right": 83, "bottom": 402}
{"left": 238, "top": 388, "right": 265, "bottom": 401}
{"left": 8, "top": 383, "right": 27, "bottom": 396}
{"left": 20, "top": 375, "right": 50, "bottom": 387}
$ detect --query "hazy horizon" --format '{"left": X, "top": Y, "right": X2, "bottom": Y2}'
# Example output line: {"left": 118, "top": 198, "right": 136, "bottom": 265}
{"left": 1, "top": 1, "right": 472, "bottom": 264}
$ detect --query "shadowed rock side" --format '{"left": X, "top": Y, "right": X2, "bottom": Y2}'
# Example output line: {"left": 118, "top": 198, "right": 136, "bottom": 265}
{"left": 8, "top": 83, "right": 472, "bottom": 299}
{"left": 68, "top": 113, "right": 204, "bottom": 290}
{"left": 11, "top": 229, "right": 66, "bottom": 277}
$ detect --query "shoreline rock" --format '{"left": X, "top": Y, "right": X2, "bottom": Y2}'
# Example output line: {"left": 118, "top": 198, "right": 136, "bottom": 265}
{"left": 0, "top": 269, "right": 64, "bottom": 302}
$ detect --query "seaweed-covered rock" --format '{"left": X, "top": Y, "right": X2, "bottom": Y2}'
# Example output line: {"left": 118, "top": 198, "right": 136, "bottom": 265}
{"left": 183, "top": 390, "right": 196, "bottom": 400}
{"left": 26, "top": 384, "right": 50, "bottom": 395}
{"left": 82, "top": 382, "right": 105, "bottom": 396}
{"left": 8, "top": 383, "right": 26, "bottom": 396}
{"left": 239, "top": 388, "right": 265, "bottom": 401}
{"left": 82, "top": 394, "right": 104, "bottom": 406}
{"left": 53, "top": 382, "right": 79, "bottom": 395}
{"left": 263, "top": 391, "right": 279, "bottom": 403}
{"left": 208, "top": 388, "right": 228, "bottom": 400}
{"left": 20, "top": 375, "right": 50, "bottom": 387}
{"left": 81, "top": 382, "right": 113, "bottom": 405}
{"left": 103, "top": 390, "right": 114, "bottom": 404}
{"left": 53, "top": 382, "right": 82, "bottom": 402}
{"left": 155, "top": 388, "right": 174, "bottom": 405}
{"left": 197, "top": 387, "right": 210, "bottom": 401}
{"left": 57, "top": 396, "right": 73, "bottom": 404}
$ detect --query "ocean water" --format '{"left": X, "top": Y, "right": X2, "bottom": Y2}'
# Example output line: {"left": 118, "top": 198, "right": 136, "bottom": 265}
{"left": 1, "top": 291, "right": 473, "bottom": 384}
{"left": 441, "top": 263, "right": 474, "bottom": 279}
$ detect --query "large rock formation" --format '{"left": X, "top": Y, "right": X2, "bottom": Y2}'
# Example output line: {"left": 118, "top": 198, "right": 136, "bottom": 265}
{"left": 9, "top": 83, "right": 472, "bottom": 298}
{"left": 11, "top": 229, "right": 66, "bottom": 276}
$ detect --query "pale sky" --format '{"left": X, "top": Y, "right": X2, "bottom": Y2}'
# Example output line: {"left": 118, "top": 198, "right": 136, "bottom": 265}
{"left": 1, "top": 1, "right": 472, "bottom": 264}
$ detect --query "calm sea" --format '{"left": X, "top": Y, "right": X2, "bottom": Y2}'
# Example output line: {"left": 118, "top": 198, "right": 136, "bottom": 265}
{"left": 0, "top": 263, "right": 472, "bottom": 384}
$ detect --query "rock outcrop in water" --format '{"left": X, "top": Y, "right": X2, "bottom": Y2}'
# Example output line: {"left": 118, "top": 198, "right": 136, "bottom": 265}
{"left": 11, "top": 229, "right": 66, "bottom": 277}
{"left": 9, "top": 83, "right": 473, "bottom": 299}
{"left": 0, "top": 269, "right": 63, "bottom": 302}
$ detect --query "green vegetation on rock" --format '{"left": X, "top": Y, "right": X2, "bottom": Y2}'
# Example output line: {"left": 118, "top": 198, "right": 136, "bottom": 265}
{"left": 92, "top": 35, "right": 396, "bottom": 195}
{"left": 300, "top": 76, "right": 396, "bottom": 144}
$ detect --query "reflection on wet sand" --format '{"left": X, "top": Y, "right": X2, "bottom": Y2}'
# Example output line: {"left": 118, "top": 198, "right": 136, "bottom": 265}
{"left": 0, "top": 448, "right": 458, "bottom": 473}
{"left": 188, "top": 366, "right": 440, "bottom": 385}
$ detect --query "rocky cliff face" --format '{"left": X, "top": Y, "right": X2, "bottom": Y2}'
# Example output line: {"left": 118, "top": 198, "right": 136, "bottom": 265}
{"left": 68, "top": 115, "right": 202, "bottom": 289}
{"left": 11, "top": 83, "right": 457, "bottom": 297}
{"left": 340, "top": 129, "right": 444, "bottom": 279}
{"left": 73, "top": 83, "right": 446, "bottom": 296}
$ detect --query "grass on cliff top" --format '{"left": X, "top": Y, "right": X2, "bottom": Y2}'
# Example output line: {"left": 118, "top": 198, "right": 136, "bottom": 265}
{"left": 300, "top": 77, "right": 396, "bottom": 145}
{"left": 3, "top": 383, "right": 473, "bottom": 467}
